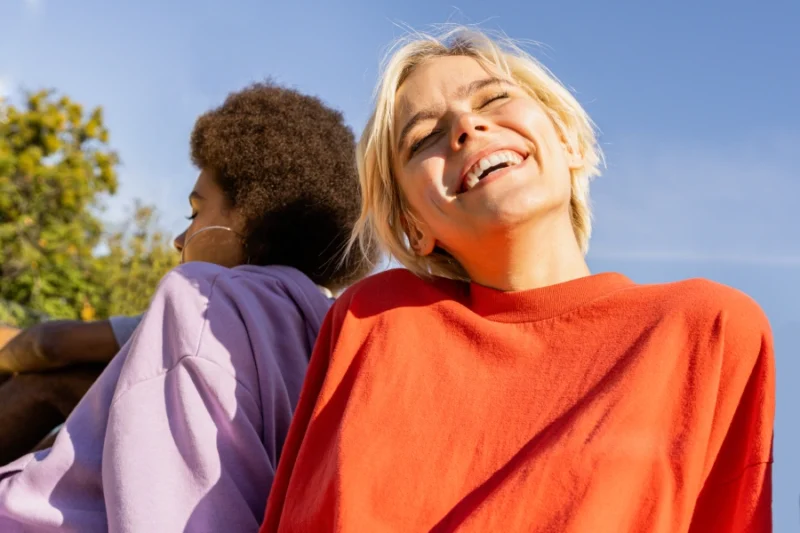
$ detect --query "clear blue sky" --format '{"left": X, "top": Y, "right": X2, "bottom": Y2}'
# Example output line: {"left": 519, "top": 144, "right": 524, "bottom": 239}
{"left": 2, "top": 0, "right": 798, "bottom": 528}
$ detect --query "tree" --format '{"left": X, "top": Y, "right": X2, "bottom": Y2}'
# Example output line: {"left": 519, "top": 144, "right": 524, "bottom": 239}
{"left": 0, "top": 89, "right": 119, "bottom": 323}
{"left": 0, "top": 298, "right": 46, "bottom": 328}
{"left": 0, "top": 89, "right": 179, "bottom": 327}
{"left": 0, "top": 199, "right": 179, "bottom": 327}
{"left": 94, "top": 201, "right": 179, "bottom": 319}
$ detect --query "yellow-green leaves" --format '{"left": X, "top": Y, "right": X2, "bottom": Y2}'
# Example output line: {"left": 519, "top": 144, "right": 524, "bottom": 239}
{"left": 0, "top": 89, "right": 178, "bottom": 327}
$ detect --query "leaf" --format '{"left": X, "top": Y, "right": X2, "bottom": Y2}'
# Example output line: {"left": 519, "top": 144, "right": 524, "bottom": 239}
{"left": 0, "top": 89, "right": 125, "bottom": 321}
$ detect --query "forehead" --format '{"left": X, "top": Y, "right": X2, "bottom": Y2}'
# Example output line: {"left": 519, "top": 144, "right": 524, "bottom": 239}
{"left": 190, "top": 168, "right": 225, "bottom": 203}
{"left": 194, "top": 168, "right": 219, "bottom": 192}
{"left": 395, "top": 55, "right": 498, "bottom": 117}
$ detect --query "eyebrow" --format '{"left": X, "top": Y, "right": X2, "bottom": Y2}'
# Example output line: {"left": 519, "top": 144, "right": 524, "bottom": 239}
{"left": 397, "top": 77, "right": 509, "bottom": 151}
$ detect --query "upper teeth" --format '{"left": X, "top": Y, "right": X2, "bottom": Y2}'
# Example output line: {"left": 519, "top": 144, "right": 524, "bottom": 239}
{"left": 462, "top": 151, "right": 524, "bottom": 191}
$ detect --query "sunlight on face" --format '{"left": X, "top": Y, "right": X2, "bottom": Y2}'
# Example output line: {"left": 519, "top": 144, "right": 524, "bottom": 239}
{"left": 392, "top": 55, "right": 579, "bottom": 259}
{"left": 173, "top": 169, "right": 247, "bottom": 267}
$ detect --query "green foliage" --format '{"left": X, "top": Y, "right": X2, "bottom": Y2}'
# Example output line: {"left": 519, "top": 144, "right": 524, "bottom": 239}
{"left": 0, "top": 89, "right": 178, "bottom": 323}
{"left": 95, "top": 201, "right": 180, "bottom": 318}
{"left": 0, "top": 89, "right": 118, "bottom": 320}
{"left": 0, "top": 298, "right": 46, "bottom": 328}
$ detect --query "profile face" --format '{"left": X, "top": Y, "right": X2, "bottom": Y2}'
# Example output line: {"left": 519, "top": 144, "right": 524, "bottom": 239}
{"left": 392, "top": 55, "right": 580, "bottom": 259}
{"left": 173, "top": 169, "right": 246, "bottom": 267}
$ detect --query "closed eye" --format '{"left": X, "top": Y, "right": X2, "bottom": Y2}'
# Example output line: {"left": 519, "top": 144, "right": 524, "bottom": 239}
{"left": 480, "top": 91, "right": 509, "bottom": 108}
{"left": 185, "top": 212, "right": 197, "bottom": 220}
{"left": 409, "top": 129, "right": 441, "bottom": 156}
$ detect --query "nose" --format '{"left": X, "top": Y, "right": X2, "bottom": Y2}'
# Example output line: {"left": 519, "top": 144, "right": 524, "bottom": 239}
{"left": 173, "top": 231, "right": 186, "bottom": 253}
{"left": 449, "top": 111, "right": 489, "bottom": 151}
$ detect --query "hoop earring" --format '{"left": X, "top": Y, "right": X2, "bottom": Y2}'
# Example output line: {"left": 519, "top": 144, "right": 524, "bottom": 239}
{"left": 180, "top": 225, "right": 247, "bottom": 264}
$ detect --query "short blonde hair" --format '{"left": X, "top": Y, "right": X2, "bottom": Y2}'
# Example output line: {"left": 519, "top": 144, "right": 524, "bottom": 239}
{"left": 350, "top": 26, "right": 603, "bottom": 280}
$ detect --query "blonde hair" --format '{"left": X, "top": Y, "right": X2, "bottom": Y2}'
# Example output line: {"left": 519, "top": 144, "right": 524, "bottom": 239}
{"left": 350, "top": 26, "right": 603, "bottom": 280}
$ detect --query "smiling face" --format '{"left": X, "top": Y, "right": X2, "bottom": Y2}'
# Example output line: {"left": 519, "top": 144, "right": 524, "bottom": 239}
{"left": 392, "top": 55, "right": 582, "bottom": 262}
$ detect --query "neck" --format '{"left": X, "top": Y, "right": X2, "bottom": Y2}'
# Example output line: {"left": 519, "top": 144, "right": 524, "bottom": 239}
{"left": 455, "top": 218, "right": 590, "bottom": 292}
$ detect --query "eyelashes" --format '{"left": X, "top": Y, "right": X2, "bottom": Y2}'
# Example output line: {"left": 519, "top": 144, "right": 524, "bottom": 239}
{"left": 410, "top": 130, "right": 440, "bottom": 155}
{"left": 480, "top": 91, "right": 509, "bottom": 108}
{"left": 185, "top": 213, "right": 197, "bottom": 220}
{"left": 407, "top": 91, "right": 511, "bottom": 157}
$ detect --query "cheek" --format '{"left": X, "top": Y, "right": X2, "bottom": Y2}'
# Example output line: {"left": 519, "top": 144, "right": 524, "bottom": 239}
{"left": 500, "top": 99, "right": 558, "bottom": 145}
{"left": 200, "top": 208, "right": 242, "bottom": 237}
{"left": 182, "top": 220, "right": 198, "bottom": 240}
{"left": 503, "top": 103, "right": 573, "bottom": 201}
{"left": 516, "top": 110, "right": 570, "bottom": 173}
{"left": 399, "top": 157, "right": 449, "bottom": 211}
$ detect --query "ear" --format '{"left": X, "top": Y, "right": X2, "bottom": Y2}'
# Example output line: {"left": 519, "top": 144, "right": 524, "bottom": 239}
{"left": 561, "top": 135, "right": 584, "bottom": 171}
{"left": 402, "top": 216, "right": 436, "bottom": 257}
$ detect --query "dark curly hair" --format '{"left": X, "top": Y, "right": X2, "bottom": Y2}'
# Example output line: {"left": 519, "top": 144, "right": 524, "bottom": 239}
{"left": 190, "top": 81, "right": 376, "bottom": 290}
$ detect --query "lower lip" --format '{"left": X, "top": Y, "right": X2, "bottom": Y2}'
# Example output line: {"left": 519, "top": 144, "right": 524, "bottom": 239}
{"left": 462, "top": 156, "right": 530, "bottom": 194}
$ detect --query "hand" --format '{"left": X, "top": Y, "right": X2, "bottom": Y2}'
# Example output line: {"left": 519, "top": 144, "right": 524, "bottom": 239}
{"left": 0, "top": 323, "right": 65, "bottom": 374}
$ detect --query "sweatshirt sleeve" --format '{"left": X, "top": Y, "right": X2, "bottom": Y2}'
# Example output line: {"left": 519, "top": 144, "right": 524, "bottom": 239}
{"left": 101, "top": 266, "right": 278, "bottom": 533}
{"left": 0, "top": 353, "right": 126, "bottom": 532}
{"left": 107, "top": 315, "right": 143, "bottom": 348}
{"left": 261, "top": 302, "right": 339, "bottom": 533}
{"left": 0, "top": 263, "right": 294, "bottom": 533}
{"left": 689, "top": 300, "right": 775, "bottom": 532}
{"left": 103, "top": 360, "right": 270, "bottom": 533}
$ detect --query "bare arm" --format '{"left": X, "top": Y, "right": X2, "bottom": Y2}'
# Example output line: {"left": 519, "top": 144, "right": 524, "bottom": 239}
{"left": 0, "top": 320, "right": 121, "bottom": 374}
{"left": 0, "top": 326, "right": 20, "bottom": 349}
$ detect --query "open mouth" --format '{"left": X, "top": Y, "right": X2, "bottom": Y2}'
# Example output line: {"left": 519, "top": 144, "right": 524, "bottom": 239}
{"left": 458, "top": 150, "right": 526, "bottom": 194}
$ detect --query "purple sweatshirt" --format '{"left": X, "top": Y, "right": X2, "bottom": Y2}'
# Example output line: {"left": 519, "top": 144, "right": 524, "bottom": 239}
{"left": 0, "top": 263, "right": 332, "bottom": 532}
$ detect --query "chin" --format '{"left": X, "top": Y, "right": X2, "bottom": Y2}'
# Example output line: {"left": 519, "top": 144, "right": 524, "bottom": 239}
{"left": 480, "top": 195, "right": 569, "bottom": 234}
{"left": 484, "top": 190, "right": 550, "bottom": 218}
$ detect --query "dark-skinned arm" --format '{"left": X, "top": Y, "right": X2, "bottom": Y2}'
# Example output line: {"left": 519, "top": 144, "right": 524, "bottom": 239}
{"left": 0, "top": 320, "right": 121, "bottom": 375}
{"left": 0, "top": 326, "right": 20, "bottom": 350}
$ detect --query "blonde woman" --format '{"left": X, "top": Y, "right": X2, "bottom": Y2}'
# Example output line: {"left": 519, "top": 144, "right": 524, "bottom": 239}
{"left": 262, "top": 27, "right": 774, "bottom": 532}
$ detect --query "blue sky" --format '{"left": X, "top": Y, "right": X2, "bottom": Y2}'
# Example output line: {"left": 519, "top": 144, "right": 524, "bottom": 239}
{"left": 2, "top": 0, "right": 798, "bottom": 528}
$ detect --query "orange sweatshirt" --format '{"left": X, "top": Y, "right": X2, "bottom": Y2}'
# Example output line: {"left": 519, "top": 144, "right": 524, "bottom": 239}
{"left": 262, "top": 270, "right": 774, "bottom": 533}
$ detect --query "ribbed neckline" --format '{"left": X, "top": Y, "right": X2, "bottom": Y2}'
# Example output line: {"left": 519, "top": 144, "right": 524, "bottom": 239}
{"left": 469, "top": 272, "right": 634, "bottom": 322}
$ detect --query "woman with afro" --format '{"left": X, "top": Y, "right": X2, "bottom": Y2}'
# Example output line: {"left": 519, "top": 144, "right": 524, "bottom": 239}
{"left": 0, "top": 81, "right": 375, "bottom": 532}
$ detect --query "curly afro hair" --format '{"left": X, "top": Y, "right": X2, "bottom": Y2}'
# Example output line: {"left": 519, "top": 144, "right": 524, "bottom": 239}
{"left": 190, "top": 81, "right": 377, "bottom": 290}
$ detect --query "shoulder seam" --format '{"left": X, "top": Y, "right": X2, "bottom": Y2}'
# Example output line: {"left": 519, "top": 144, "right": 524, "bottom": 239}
{"left": 111, "top": 269, "right": 261, "bottom": 404}
{"left": 108, "top": 354, "right": 260, "bottom": 413}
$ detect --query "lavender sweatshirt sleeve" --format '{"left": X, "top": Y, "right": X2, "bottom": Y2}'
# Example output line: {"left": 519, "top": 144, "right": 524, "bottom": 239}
{"left": 0, "top": 263, "right": 328, "bottom": 532}
{"left": 107, "top": 315, "right": 143, "bottom": 347}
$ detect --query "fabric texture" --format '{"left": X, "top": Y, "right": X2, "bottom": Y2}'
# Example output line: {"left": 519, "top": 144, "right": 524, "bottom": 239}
{"left": 107, "top": 315, "right": 144, "bottom": 348}
{"left": 0, "top": 262, "right": 331, "bottom": 532}
{"left": 263, "top": 269, "right": 774, "bottom": 533}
